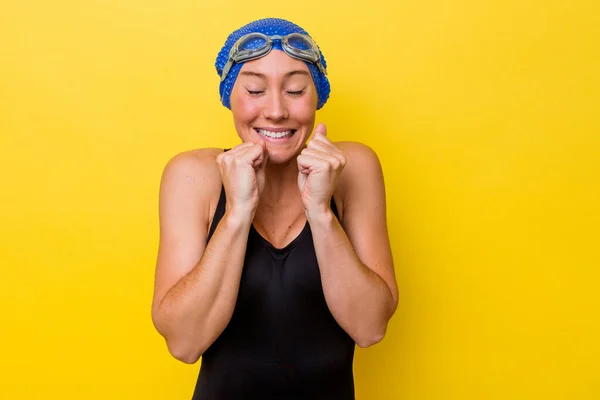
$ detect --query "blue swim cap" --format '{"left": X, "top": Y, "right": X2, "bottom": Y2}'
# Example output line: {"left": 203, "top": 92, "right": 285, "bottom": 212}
{"left": 215, "top": 18, "right": 330, "bottom": 110}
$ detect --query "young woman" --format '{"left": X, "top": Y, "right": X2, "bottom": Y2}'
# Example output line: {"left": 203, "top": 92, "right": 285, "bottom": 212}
{"left": 151, "top": 18, "right": 398, "bottom": 399}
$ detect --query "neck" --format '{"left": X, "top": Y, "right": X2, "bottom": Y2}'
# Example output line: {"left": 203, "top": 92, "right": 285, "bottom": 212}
{"left": 260, "top": 158, "right": 300, "bottom": 206}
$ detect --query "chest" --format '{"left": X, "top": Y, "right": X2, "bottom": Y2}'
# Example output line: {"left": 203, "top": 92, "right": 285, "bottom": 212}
{"left": 240, "top": 226, "right": 322, "bottom": 302}
{"left": 250, "top": 194, "right": 343, "bottom": 250}
{"left": 252, "top": 204, "right": 307, "bottom": 250}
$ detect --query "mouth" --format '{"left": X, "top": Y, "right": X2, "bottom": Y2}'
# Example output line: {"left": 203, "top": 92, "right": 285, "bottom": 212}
{"left": 254, "top": 128, "right": 296, "bottom": 139}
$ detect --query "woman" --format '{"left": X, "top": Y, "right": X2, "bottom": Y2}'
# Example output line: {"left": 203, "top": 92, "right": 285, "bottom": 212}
{"left": 151, "top": 18, "right": 398, "bottom": 399}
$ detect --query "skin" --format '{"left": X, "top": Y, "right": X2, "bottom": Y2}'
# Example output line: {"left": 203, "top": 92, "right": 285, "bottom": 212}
{"left": 151, "top": 49, "right": 399, "bottom": 364}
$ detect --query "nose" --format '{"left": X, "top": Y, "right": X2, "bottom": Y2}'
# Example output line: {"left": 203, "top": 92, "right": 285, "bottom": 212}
{"left": 262, "top": 91, "right": 288, "bottom": 121}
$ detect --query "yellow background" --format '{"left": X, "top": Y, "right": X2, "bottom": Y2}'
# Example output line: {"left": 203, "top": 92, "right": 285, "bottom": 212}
{"left": 1, "top": 0, "right": 599, "bottom": 398}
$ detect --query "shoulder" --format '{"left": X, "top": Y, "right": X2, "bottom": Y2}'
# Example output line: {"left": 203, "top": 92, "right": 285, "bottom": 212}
{"left": 333, "top": 141, "right": 384, "bottom": 192}
{"left": 330, "top": 141, "right": 384, "bottom": 224}
{"left": 162, "top": 148, "right": 223, "bottom": 178}
{"left": 334, "top": 141, "right": 380, "bottom": 159}
{"left": 160, "top": 148, "right": 223, "bottom": 190}
{"left": 159, "top": 148, "right": 224, "bottom": 220}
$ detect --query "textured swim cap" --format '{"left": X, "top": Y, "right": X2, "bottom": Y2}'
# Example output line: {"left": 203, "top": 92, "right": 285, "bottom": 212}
{"left": 215, "top": 18, "right": 330, "bottom": 110}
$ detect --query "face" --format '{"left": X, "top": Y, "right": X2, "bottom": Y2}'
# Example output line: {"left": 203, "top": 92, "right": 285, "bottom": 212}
{"left": 230, "top": 50, "right": 319, "bottom": 164}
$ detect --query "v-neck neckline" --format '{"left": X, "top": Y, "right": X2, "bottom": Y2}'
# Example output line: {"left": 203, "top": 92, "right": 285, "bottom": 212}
{"left": 250, "top": 220, "right": 310, "bottom": 254}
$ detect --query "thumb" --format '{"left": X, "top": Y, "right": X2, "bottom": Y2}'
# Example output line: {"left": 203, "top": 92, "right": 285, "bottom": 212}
{"left": 313, "top": 123, "right": 327, "bottom": 138}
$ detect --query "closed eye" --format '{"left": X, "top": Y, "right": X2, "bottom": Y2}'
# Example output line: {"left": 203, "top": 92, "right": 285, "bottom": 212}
{"left": 247, "top": 90, "right": 265, "bottom": 95}
{"left": 287, "top": 89, "right": 305, "bottom": 96}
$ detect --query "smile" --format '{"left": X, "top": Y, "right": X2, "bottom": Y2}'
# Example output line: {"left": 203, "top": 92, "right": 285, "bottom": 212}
{"left": 255, "top": 128, "right": 296, "bottom": 139}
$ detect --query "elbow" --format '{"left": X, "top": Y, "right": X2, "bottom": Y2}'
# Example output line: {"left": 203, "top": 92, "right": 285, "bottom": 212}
{"left": 356, "top": 295, "right": 399, "bottom": 348}
{"left": 152, "top": 308, "right": 203, "bottom": 364}
{"left": 355, "top": 322, "right": 388, "bottom": 348}
{"left": 352, "top": 306, "right": 396, "bottom": 348}
{"left": 165, "top": 338, "right": 203, "bottom": 364}
{"left": 355, "top": 330, "right": 386, "bottom": 348}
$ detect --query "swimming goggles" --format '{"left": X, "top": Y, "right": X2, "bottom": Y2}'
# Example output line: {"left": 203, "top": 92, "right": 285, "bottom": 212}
{"left": 220, "top": 32, "right": 327, "bottom": 82}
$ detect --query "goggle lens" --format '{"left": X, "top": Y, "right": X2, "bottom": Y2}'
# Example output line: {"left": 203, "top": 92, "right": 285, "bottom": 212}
{"left": 287, "top": 34, "right": 312, "bottom": 51}
{"left": 238, "top": 35, "right": 268, "bottom": 51}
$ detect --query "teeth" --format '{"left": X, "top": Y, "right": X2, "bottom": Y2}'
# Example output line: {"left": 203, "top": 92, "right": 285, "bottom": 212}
{"left": 257, "top": 129, "right": 293, "bottom": 138}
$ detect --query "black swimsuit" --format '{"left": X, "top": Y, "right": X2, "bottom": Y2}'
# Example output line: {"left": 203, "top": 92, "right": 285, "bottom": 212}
{"left": 191, "top": 184, "right": 355, "bottom": 400}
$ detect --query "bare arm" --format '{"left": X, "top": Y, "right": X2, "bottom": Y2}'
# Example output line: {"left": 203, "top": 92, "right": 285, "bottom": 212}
{"left": 309, "top": 142, "right": 398, "bottom": 348}
{"left": 151, "top": 150, "right": 254, "bottom": 364}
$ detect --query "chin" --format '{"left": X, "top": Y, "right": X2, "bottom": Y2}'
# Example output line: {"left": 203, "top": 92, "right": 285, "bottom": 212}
{"left": 264, "top": 146, "right": 299, "bottom": 165}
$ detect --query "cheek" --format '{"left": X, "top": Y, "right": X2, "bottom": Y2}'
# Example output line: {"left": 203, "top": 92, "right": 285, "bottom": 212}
{"left": 290, "top": 97, "right": 317, "bottom": 123}
{"left": 231, "top": 97, "right": 261, "bottom": 123}
{"left": 296, "top": 86, "right": 318, "bottom": 120}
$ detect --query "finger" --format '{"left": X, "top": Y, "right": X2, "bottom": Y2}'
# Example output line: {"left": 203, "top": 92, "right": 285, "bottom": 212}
{"left": 255, "top": 141, "right": 269, "bottom": 169}
{"left": 296, "top": 153, "right": 341, "bottom": 179}
{"left": 297, "top": 153, "right": 317, "bottom": 174}
{"left": 297, "top": 152, "right": 342, "bottom": 177}
{"left": 310, "top": 126, "right": 338, "bottom": 149}
{"left": 218, "top": 142, "right": 255, "bottom": 162}
{"left": 238, "top": 143, "right": 265, "bottom": 165}
{"left": 221, "top": 143, "right": 263, "bottom": 168}
{"left": 231, "top": 141, "right": 257, "bottom": 152}
{"left": 307, "top": 136, "right": 340, "bottom": 153}
{"left": 313, "top": 122, "right": 327, "bottom": 137}
{"left": 303, "top": 143, "right": 346, "bottom": 166}
{"left": 301, "top": 148, "right": 344, "bottom": 168}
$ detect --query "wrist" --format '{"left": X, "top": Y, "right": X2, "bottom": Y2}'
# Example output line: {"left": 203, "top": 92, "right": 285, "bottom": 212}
{"left": 223, "top": 207, "right": 254, "bottom": 228}
{"left": 305, "top": 205, "right": 334, "bottom": 226}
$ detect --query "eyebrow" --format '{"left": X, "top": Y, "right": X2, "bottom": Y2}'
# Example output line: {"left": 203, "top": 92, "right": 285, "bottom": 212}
{"left": 239, "top": 70, "right": 310, "bottom": 79}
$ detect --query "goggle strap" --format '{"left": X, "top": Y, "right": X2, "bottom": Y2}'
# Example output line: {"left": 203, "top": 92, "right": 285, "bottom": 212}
{"left": 220, "top": 60, "right": 233, "bottom": 82}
